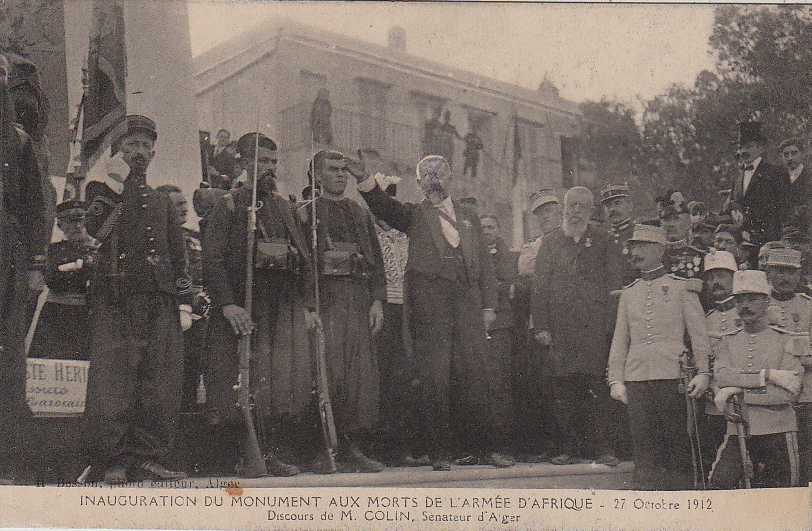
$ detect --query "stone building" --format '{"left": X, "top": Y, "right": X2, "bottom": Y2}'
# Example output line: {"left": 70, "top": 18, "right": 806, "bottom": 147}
{"left": 194, "top": 19, "right": 593, "bottom": 246}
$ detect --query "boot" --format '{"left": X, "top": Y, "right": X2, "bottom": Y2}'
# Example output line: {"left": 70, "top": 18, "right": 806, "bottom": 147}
{"left": 341, "top": 443, "right": 384, "bottom": 473}
{"left": 265, "top": 454, "right": 300, "bottom": 477}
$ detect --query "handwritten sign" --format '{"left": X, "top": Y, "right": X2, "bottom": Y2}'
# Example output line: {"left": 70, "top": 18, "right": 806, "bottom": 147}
{"left": 25, "top": 358, "right": 89, "bottom": 417}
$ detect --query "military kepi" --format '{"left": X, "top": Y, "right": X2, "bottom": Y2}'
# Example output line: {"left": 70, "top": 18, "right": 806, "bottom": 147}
{"left": 125, "top": 114, "right": 157, "bottom": 141}
{"left": 767, "top": 248, "right": 802, "bottom": 269}
{"left": 600, "top": 183, "right": 630, "bottom": 204}
{"left": 732, "top": 270, "right": 770, "bottom": 295}
{"left": 627, "top": 224, "right": 666, "bottom": 245}
{"left": 704, "top": 250, "right": 738, "bottom": 273}
{"left": 529, "top": 188, "right": 559, "bottom": 212}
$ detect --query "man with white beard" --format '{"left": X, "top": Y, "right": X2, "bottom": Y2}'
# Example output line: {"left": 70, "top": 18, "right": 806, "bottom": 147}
{"left": 532, "top": 187, "right": 623, "bottom": 466}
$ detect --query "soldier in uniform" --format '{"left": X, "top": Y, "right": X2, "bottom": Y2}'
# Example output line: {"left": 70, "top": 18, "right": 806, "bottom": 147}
{"left": 204, "top": 133, "right": 311, "bottom": 476}
{"left": 701, "top": 250, "right": 740, "bottom": 470}
{"left": 29, "top": 201, "right": 99, "bottom": 360}
{"left": 764, "top": 248, "right": 812, "bottom": 484}
{"left": 709, "top": 270, "right": 803, "bottom": 488}
{"left": 476, "top": 214, "right": 517, "bottom": 467}
{"left": 608, "top": 224, "right": 711, "bottom": 490}
{"left": 304, "top": 149, "right": 386, "bottom": 473}
{"left": 601, "top": 183, "right": 637, "bottom": 283}
{"left": 83, "top": 115, "right": 187, "bottom": 484}
{"left": 513, "top": 189, "right": 561, "bottom": 461}
{"left": 0, "top": 53, "right": 51, "bottom": 483}
{"left": 660, "top": 198, "right": 707, "bottom": 280}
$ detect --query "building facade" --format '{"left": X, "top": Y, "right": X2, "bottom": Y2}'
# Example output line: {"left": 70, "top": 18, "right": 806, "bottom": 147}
{"left": 194, "top": 20, "right": 593, "bottom": 246}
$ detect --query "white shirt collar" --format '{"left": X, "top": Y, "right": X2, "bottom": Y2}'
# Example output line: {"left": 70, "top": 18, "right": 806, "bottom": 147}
{"left": 790, "top": 163, "right": 805, "bottom": 183}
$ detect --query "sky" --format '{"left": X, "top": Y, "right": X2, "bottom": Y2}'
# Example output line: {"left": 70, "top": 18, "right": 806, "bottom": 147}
{"left": 187, "top": 1, "right": 717, "bottom": 106}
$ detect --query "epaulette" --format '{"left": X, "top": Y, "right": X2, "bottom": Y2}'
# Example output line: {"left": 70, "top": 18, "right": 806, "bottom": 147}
{"left": 685, "top": 278, "right": 703, "bottom": 294}
{"left": 668, "top": 273, "right": 686, "bottom": 281}
{"left": 800, "top": 293, "right": 812, "bottom": 302}
{"left": 722, "top": 328, "right": 743, "bottom": 337}
{"left": 622, "top": 278, "right": 641, "bottom": 290}
{"left": 705, "top": 308, "right": 716, "bottom": 317}
{"left": 688, "top": 245, "right": 708, "bottom": 255}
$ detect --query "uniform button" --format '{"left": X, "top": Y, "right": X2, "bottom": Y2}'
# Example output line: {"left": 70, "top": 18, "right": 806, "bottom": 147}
{"left": 141, "top": 193, "right": 148, "bottom": 198}
{"left": 149, "top": 237, "right": 155, "bottom": 242}
{"left": 141, "top": 204, "right": 147, "bottom": 209}
{"left": 146, "top": 226, "right": 153, "bottom": 231}
{"left": 149, "top": 249, "right": 156, "bottom": 253}
{"left": 119, "top": 253, "right": 126, "bottom": 259}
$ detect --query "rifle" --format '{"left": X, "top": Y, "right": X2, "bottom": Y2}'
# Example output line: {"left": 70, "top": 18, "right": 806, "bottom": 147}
{"left": 679, "top": 354, "right": 706, "bottom": 489}
{"left": 730, "top": 393, "right": 753, "bottom": 488}
{"left": 232, "top": 133, "right": 268, "bottom": 478}
{"left": 308, "top": 150, "right": 338, "bottom": 473}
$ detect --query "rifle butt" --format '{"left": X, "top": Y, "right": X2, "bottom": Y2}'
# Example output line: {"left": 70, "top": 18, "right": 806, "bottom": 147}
{"left": 240, "top": 410, "right": 268, "bottom": 478}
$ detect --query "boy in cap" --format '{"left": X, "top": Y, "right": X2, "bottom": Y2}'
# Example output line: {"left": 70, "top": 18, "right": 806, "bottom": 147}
{"left": 29, "top": 200, "right": 99, "bottom": 360}
{"left": 765, "top": 248, "right": 812, "bottom": 484}
{"left": 709, "top": 270, "right": 804, "bottom": 488}
{"left": 608, "top": 224, "right": 711, "bottom": 489}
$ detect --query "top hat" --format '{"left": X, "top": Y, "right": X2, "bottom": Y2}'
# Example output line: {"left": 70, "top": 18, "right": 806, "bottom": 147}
{"left": 738, "top": 121, "right": 766, "bottom": 146}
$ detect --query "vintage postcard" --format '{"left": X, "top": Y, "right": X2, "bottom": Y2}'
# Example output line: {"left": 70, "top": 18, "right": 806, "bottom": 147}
{"left": 0, "top": 1, "right": 810, "bottom": 529}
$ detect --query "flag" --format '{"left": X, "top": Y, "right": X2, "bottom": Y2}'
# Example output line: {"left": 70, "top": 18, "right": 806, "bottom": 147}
{"left": 512, "top": 114, "right": 522, "bottom": 186}
{"left": 81, "top": 0, "right": 126, "bottom": 174}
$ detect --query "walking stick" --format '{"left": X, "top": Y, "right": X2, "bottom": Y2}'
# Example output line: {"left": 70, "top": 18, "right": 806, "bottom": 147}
{"left": 730, "top": 393, "right": 753, "bottom": 489}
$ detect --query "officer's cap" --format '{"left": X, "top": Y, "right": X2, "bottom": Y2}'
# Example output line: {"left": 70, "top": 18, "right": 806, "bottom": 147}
{"left": 56, "top": 200, "right": 86, "bottom": 219}
{"left": 124, "top": 114, "right": 157, "bottom": 141}
{"left": 733, "top": 270, "right": 770, "bottom": 296}
{"left": 236, "top": 132, "right": 277, "bottom": 158}
{"left": 703, "top": 250, "right": 737, "bottom": 273}
{"left": 767, "top": 248, "right": 802, "bottom": 270}
{"left": 627, "top": 224, "right": 666, "bottom": 246}
{"left": 600, "top": 183, "right": 630, "bottom": 204}
{"left": 529, "top": 188, "right": 559, "bottom": 213}
{"left": 759, "top": 241, "right": 786, "bottom": 259}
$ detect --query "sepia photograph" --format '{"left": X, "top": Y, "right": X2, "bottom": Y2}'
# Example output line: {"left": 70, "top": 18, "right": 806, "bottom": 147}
{"left": 0, "top": 1, "right": 811, "bottom": 529}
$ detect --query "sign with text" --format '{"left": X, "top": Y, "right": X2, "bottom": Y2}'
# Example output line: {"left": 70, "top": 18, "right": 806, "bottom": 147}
{"left": 25, "top": 358, "right": 89, "bottom": 417}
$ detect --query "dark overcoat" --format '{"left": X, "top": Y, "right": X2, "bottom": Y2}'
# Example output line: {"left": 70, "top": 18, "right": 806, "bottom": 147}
{"left": 531, "top": 225, "right": 621, "bottom": 377}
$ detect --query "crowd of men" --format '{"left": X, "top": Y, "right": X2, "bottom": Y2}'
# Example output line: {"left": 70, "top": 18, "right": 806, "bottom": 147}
{"left": 2, "top": 46, "right": 812, "bottom": 490}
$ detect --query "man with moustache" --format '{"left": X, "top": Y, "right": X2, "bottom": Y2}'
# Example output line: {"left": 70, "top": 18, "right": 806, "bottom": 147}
{"left": 764, "top": 248, "right": 812, "bottom": 484}
{"left": 608, "top": 224, "right": 711, "bottom": 490}
{"left": 709, "top": 270, "right": 803, "bottom": 488}
{"left": 514, "top": 189, "right": 562, "bottom": 461}
{"left": 730, "top": 122, "right": 789, "bottom": 246}
{"left": 306, "top": 150, "right": 386, "bottom": 473}
{"left": 701, "top": 250, "right": 740, "bottom": 468}
{"left": 532, "top": 186, "right": 622, "bottom": 466}
{"left": 204, "top": 133, "right": 311, "bottom": 477}
{"left": 659, "top": 196, "right": 707, "bottom": 280}
{"left": 601, "top": 183, "right": 637, "bottom": 284}
{"left": 780, "top": 138, "right": 810, "bottom": 227}
{"left": 353, "top": 154, "right": 500, "bottom": 471}
{"left": 83, "top": 115, "right": 187, "bottom": 484}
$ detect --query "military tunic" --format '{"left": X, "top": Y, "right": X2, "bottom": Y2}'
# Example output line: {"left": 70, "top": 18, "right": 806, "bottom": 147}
{"left": 664, "top": 240, "right": 706, "bottom": 279}
{"left": 309, "top": 197, "right": 385, "bottom": 434}
{"left": 606, "top": 218, "right": 638, "bottom": 286}
{"left": 204, "top": 186, "right": 314, "bottom": 426}
{"left": 709, "top": 326, "right": 804, "bottom": 487}
{"left": 83, "top": 175, "right": 187, "bottom": 470}
{"left": 29, "top": 238, "right": 99, "bottom": 360}
{"left": 608, "top": 268, "right": 711, "bottom": 489}
{"left": 768, "top": 292, "right": 812, "bottom": 484}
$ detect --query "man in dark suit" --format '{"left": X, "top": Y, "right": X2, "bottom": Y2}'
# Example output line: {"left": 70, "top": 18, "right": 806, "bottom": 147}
{"left": 83, "top": 115, "right": 188, "bottom": 484}
{"left": 532, "top": 186, "right": 623, "bottom": 466}
{"left": 730, "top": 121, "right": 789, "bottom": 245}
{"left": 780, "top": 137, "right": 810, "bottom": 228}
{"left": 353, "top": 155, "right": 501, "bottom": 471}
